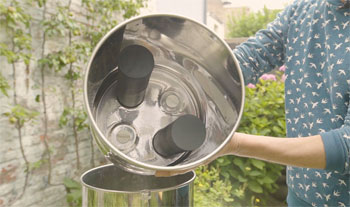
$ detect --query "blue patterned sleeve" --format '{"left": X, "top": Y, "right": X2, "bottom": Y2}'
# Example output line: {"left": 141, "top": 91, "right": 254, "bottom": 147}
{"left": 233, "top": 5, "right": 293, "bottom": 84}
{"left": 320, "top": 114, "right": 350, "bottom": 174}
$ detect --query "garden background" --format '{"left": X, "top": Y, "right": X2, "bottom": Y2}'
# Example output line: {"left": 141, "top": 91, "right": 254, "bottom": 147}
{"left": 0, "top": 0, "right": 286, "bottom": 206}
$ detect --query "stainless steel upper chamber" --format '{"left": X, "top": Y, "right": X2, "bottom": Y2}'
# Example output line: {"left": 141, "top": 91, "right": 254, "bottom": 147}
{"left": 84, "top": 14, "right": 245, "bottom": 174}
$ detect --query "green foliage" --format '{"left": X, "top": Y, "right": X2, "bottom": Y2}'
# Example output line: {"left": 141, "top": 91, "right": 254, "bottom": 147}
{"left": 81, "top": 0, "right": 144, "bottom": 46}
{"left": 38, "top": 42, "right": 90, "bottom": 73}
{"left": 213, "top": 156, "right": 284, "bottom": 206}
{"left": 0, "top": 1, "right": 31, "bottom": 30}
{"left": 0, "top": 0, "right": 32, "bottom": 64}
{"left": 35, "top": 0, "right": 46, "bottom": 8}
{"left": 0, "top": 43, "right": 17, "bottom": 63}
{"left": 59, "top": 107, "right": 88, "bottom": 131}
{"left": 194, "top": 166, "right": 234, "bottom": 206}
{"left": 239, "top": 73, "right": 285, "bottom": 137}
{"left": 0, "top": 71, "right": 10, "bottom": 96}
{"left": 42, "top": 5, "right": 80, "bottom": 37}
{"left": 3, "top": 104, "right": 39, "bottom": 128}
{"left": 63, "top": 178, "right": 82, "bottom": 207}
{"left": 27, "top": 159, "right": 46, "bottom": 172}
{"left": 227, "top": 7, "right": 281, "bottom": 38}
{"left": 196, "top": 72, "right": 286, "bottom": 206}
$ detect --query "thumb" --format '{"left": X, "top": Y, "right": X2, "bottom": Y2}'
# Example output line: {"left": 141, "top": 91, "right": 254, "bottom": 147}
{"left": 155, "top": 169, "right": 192, "bottom": 177}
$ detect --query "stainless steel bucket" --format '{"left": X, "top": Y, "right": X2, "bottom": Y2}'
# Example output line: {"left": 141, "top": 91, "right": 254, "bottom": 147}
{"left": 84, "top": 14, "right": 245, "bottom": 174}
{"left": 81, "top": 164, "right": 195, "bottom": 207}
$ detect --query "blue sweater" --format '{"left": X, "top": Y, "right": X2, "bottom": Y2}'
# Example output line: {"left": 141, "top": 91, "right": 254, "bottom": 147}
{"left": 234, "top": 0, "right": 350, "bottom": 206}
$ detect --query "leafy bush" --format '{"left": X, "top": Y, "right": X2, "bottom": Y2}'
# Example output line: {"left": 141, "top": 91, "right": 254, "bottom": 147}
{"left": 227, "top": 6, "right": 281, "bottom": 38}
{"left": 63, "top": 178, "right": 82, "bottom": 207}
{"left": 195, "top": 71, "right": 286, "bottom": 206}
{"left": 239, "top": 72, "right": 286, "bottom": 137}
{"left": 194, "top": 166, "right": 234, "bottom": 206}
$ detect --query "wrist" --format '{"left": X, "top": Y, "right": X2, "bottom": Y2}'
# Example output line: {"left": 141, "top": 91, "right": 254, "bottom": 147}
{"left": 219, "top": 132, "right": 241, "bottom": 156}
{"left": 230, "top": 132, "right": 242, "bottom": 155}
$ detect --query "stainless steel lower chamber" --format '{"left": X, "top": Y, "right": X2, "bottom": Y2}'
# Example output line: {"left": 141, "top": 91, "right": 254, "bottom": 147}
{"left": 81, "top": 164, "right": 195, "bottom": 207}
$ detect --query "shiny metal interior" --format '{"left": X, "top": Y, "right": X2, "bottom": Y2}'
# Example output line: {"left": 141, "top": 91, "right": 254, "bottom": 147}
{"left": 81, "top": 164, "right": 195, "bottom": 207}
{"left": 84, "top": 14, "right": 244, "bottom": 174}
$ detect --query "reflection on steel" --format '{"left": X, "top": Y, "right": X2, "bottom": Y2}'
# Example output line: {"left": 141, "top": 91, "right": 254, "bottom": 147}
{"left": 84, "top": 14, "right": 245, "bottom": 174}
{"left": 81, "top": 164, "right": 195, "bottom": 207}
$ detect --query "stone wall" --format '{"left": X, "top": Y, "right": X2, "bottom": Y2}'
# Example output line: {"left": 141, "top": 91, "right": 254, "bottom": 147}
{"left": 0, "top": 0, "right": 107, "bottom": 206}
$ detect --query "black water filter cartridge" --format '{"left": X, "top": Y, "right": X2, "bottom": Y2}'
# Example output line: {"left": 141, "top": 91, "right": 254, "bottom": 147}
{"left": 116, "top": 45, "right": 154, "bottom": 108}
{"left": 153, "top": 114, "right": 206, "bottom": 158}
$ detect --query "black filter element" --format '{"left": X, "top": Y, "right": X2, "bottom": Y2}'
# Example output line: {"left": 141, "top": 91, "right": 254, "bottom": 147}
{"left": 153, "top": 114, "right": 206, "bottom": 158}
{"left": 116, "top": 45, "right": 154, "bottom": 108}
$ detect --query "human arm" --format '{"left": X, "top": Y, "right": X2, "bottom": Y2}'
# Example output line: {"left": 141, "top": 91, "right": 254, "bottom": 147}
{"left": 211, "top": 127, "right": 350, "bottom": 173}
{"left": 233, "top": 4, "right": 292, "bottom": 84}
{"left": 225, "top": 133, "right": 326, "bottom": 169}
{"left": 155, "top": 132, "right": 326, "bottom": 177}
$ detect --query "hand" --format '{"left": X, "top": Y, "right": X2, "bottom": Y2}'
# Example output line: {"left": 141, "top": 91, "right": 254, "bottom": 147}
{"left": 155, "top": 169, "right": 192, "bottom": 177}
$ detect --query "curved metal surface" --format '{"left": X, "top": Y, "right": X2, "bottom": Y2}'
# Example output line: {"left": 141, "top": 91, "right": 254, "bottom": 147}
{"left": 84, "top": 13, "right": 245, "bottom": 173}
{"left": 81, "top": 164, "right": 195, "bottom": 207}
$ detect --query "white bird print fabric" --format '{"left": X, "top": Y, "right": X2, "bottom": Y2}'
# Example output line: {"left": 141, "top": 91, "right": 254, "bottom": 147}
{"left": 234, "top": 0, "right": 350, "bottom": 206}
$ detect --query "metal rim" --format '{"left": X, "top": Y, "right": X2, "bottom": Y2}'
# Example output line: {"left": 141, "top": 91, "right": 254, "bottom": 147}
{"left": 83, "top": 13, "right": 245, "bottom": 171}
{"left": 80, "top": 164, "right": 196, "bottom": 193}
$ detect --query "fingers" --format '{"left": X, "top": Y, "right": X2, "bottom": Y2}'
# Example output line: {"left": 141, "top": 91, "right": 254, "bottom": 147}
{"left": 155, "top": 155, "right": 218, "bottom": 177}
{"left": 155, "top": 171, "right": 175, "bottom": 177}
{"left": 155, "top": 169, "right": 191, "bottom": 177}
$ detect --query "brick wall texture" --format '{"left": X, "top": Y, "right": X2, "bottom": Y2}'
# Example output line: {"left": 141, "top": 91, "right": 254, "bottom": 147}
{"left": 0, "top": 0, "right": 106, "bottom": 206}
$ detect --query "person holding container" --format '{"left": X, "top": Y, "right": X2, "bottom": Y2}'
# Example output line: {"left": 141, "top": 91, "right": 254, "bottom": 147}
{"left": 157, "top": 0, "right": 350, "bottom": 206}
